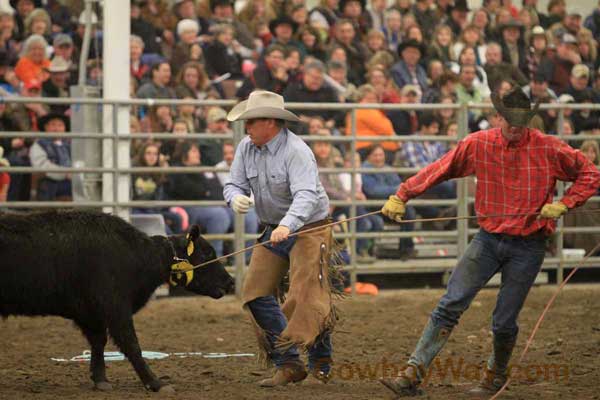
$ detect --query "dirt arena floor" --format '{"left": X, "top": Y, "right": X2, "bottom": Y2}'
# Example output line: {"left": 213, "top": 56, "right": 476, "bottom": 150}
{"left": 1, "top": 285, "right": 599, "bottom": 400}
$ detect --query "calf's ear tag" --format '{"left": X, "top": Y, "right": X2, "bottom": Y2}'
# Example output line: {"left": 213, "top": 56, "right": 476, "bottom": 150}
{"left": 187, "top": 241, "right": 194, "bottom": 257}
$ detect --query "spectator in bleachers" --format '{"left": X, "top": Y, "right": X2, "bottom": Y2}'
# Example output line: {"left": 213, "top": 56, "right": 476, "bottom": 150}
{"left": 406, "top": 24, "right": 425, "bottom": 47}
{"left": 24, "top": 7, "right": 50, "bottom": 40}
{"left": 283, "top": 60, "right": 341, "bottom": 133}
{"left": 366, "top": 65, "right": 401, "bottom": 103}
{"left": 215, "top": 139, "right": 234, "bottom": 187}
{"left": 423, "top": 70, "right": 458, "bottom": 104}
{"left": 130, "top": 34, "right": 150, "bottom": 84}
{"left": 173, "top": 0, "right": 210, "bottom": 40}
{"left": 174, "top": 61, "right": 211, "bottom": 99}
{"left": 446, "top": 0, "right": 470, "bottom": 37}
{"left": 45, "top": 0, "right": 72, "bottom": 34}
{"left": 167, "top": 141, "right": 229, "bottom": 256}
{"left": 200, "top": 107, "right": 231, "bottom": 166}
{"left": 139, "top": 0, "right": 177, "bottom": 53}
{"left": 52, "top": 33, "right": 76, "bottom": 74}
{"left": 338, "top": 0, "right": 371, "bottom": 39}
{"left": 136, "top": 61, "right": 175, "bottom": 99}
{"left": 141, "top": 104, "right": 173, "bottom": 135}
{"left": 269, "top": 15, "right": 299, "bottom": 49}
{"left": 308, "top": 0, "right": 339, "bottom": 39}
{"left": 577, "top": 30, "right": 598, "bottom": 72}
{"left": 0, "top": 6, "right": 20, "bottom": 67}
{"left": 284, "top": 47, "right": 302, "bottom": 82}
{"left": 455, "top": 64, "right": 484, "bottom": 121}
{"left": 130, "top": 0, "right": 164, "bottom": 56}
{"left": 391, "top": 39, "right": 429, "bottom": 93}
{"left": 15, "top": 34, "right": 49, "bottom": 83}
{"left": 388, "top": 84, "right": 421, "bottom": 136}
{"left": 176, "top": 96, "right": 201, "bottom": 132}
{"left": 30, "top": 113, "right": 71, "bottom": 201}
{"left": 498, "top": 18, "right": 529, "bottom": 76}
{"left": 454, "top": 24, "right": 487, "bottom": 66}
{"left": 526, "top": 25, "right": 548, "bottom": 80}
{"left": 331, "top": 18, "right": 369, "bottom": 86}
{"left": 297, "top": 25, "right": 327, "bottom": 62}
{"left": 208, "top": 0, "right": 257, "bottom": 54}
{"left": 451, "top": 46, "right": 491, "bottom": 99}
{"left": 382, "top": 8, "right": 402, "bottom": 53}
{"left": 411, "top": 0, "right": 437, "bottom": 38}
{"left": 170, "top": 18, "right": 204, "bottom": 77}
{"left": 538, "top": 32, "right": 582, "bottom": 94}
{"left": 484, "top": 41, "right": 529, "bottom": 90}
{"left": 471, "top": 7, "right": 491, "bottom": 39}
{"left": 131, "top": 141, "right": 183, "bottom": 234}
{"left": 566, "top": 63, "right": 594, "bottom": 100}
{"left": 345, "top": 84, "right": 398, "bottom": 163}
{"left": 158, "top": 117, "right": 188, "bottom": 162}
{"left": 236, "top": 0, "right": 276, "bottom": 44}
{"left": 367, "top": 0, "right": 386, "bottom": 32}
{"left": 12, "top": 78, "right": 48, "bottom": 131}
{"left": 42, "top": 56, "right": 71, "bottom": 115}
{"left": 11, "top": 0, "right": 38, "bottom": 41}
{"left": 204, "top": 23, "right": 243, "bottom": 80}
{"left": 361, "top": 144, "right": 416, "bottom": 259}
{"left": 426, "top": 24, "right": 457, "bottom": 67}
{"left": 426, "top": 59, "right": 444, "bottom": 84}
{"left": 325, "top": 60, "right": 358, "bottom": 102}
{"left": 365, "top": 29, "right": 387, "bottom": 58}
{"left": 237, "top": 44, "right": 288, "bottom": 98}
{"left": 434, "top": 94, "right": 457, "bottom": 133}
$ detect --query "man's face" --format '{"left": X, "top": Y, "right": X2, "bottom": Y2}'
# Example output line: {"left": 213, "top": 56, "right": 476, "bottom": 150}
{"left": 54, "top": 44, "right": 74, "bottom": 60}
{"left": 245, "top": 119, "right": 276, "bottom": 146}
{"left": 570, "top": 74, "right": 589, "bottom": 91}
{"left": 502, "top": 26, "right": 520, "bottom": 44}
{"left": 303, "top": 68, "right": 323, "bottom": 91}
{"left": 565, "top": 15, "right": 581, "bottom": 33}
{"left": 50, "top": 71, "right": 69, "bottom": 88}
{"left": 266, "top": 50, "right": 284, "bottom": 70}
{"left": 531, "top": 80, "right": 548, "bottom": 97}
{"left": 485, "top": 46, "right": 502, "bottom": 65}
{"left": 178, "top": 0, "right": 196, "bottom": 18}
{"left": 342, "top": 0, "right": 362, "bottom": 18}
{"left": 223, "top": 144, "right": 234, "bottom": 165}
{"left": 460, "top": 66, "right": 476, "bottom": 86}
{"left": 157, "top": 64, "right": 171, "bottom": 85}
{"left": 499, "top": 117, "right": 527, "bottom": 142}
{"left": 367, "top": 146, "right": 385, "bottom": 167}
{"left": 401, "top": 47, "right": 420, "bottom": 67}
{"left": 17, "top": 0, "right": 35, "bottom": 17}
{"left": 44, "top": 118, "right": 66, "bottom": 133}
{"left": 213, "top": 4, "right": 233, "bottom": 19}
{"left": 207, "top": 119, "right": 229, "bottom": 133}
{"left": 275, "top": 24, "right": 293, "bottom": 42}
{"left": 336, "top": 22, "right": 355, "bottom": 45}
{"left": 423, "top": 122, "right": 439, "bottom": 136}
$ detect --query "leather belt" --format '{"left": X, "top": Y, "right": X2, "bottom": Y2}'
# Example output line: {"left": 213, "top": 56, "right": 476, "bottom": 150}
{"left": 259, "top": 217, "right": 333, "bottom": 233}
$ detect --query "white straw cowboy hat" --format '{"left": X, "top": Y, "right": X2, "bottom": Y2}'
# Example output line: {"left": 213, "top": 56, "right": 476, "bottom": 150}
{"left": 227, "top": 90, "right": 300, "bottom": 122}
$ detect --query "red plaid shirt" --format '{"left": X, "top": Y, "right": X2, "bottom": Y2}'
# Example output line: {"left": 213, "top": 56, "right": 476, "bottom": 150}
{"left": 397, "top": 128, "right": 600, "bottom": 236}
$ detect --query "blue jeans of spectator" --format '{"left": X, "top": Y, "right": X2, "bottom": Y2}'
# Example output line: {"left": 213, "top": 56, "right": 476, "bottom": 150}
{"left": 430, "top": 229, "right": 545, "bottom": 337}
{"left": 246, "top": 225, "right": 332, "bottom": 372}
{"left": 226, "top": 208, "right": 259, "bottom": 262}
{"left": 184, "top": 206, "right": 229, "bottom": 256}
{"left": 399, "top": 205, "right": 416, "bottom": 252}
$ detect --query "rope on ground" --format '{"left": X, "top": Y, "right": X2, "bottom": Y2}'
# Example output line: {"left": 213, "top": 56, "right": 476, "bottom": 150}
{"left": 181, "top": 208, "right": 600, "bottom": 273}
{"left": 489, "top": 239, "right": 600, "bottom": 400}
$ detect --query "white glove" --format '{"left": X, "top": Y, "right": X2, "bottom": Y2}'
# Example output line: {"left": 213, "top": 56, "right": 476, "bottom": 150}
{"left": 232, "top": 195, "right": 254, "bottom": 214}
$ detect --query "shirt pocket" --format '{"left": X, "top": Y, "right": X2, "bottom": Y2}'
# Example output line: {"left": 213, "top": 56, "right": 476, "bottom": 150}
{"left": 268, "top": 172, "right": 291, "bottom": 199}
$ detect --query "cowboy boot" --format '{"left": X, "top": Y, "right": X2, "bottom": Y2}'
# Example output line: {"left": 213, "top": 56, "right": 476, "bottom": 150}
{"left": 380, "top": 319, "right": 452, "bottom": 396}
{"left": 470, "top": 333, "right": 516, "bottom": 395}
{"left": 258, "top": 362, "right": 308, "bottom": 387}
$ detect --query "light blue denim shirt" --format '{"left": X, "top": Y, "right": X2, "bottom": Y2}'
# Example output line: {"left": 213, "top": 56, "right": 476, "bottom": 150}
{"left": 223, "top": 128, "right": 330, "bottom": 232}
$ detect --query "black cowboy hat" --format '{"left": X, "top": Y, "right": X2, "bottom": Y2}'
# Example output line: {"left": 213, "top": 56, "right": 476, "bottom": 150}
{"left": 450, "top": 0, "right": 470, "bottom": 12}
{"left": 339, "top": 0, "right": 366, "bottom": 13}
{"left": 10, "top": 0, "right": 42, "bottom": 8}
{"left": 39, "top": 113, "right": 70, "bottom": 132}
{"left": 491, "top": 86, "right": 540, "bottom": 127}
{"left": 269, "top": 15, "right": 298, "bottom": 36}
{"left": 397, "top": 39, "right": 426, "bottom": 58}
{"left": 209, "top": 0, "right": 233, "bottom": 12}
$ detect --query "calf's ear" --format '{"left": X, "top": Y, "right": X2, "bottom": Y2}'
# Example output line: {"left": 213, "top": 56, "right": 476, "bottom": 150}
{"left": 185, "top": 225, "right": 202, "bottom": 256}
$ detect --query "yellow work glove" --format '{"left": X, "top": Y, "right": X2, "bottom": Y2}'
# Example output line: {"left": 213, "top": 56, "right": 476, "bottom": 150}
{"left": 381, "top": 195, "right": 406, "bottom": 222}
{"left": 539, "top": 202, "right": 568, "bottom": 219}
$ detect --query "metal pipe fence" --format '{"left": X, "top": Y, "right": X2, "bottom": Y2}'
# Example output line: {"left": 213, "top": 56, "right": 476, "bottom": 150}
{"left": 1, "top": 96, "right": 599, "bottom": 291}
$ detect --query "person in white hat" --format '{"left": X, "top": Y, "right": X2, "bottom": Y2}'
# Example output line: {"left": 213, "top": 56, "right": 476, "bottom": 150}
{"left": 42, "top": 56, "right": 71, "bottom": 115}
{"left": 223, "top": 90, "right": 338, "bottom": 386}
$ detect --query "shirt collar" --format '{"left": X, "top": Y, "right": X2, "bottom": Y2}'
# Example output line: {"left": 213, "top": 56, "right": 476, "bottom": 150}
{"left": 257, "top": 128, "right": 286, "bottom": 154}
{"left": 497, "top": 127, "right": 531, "bottom": 149}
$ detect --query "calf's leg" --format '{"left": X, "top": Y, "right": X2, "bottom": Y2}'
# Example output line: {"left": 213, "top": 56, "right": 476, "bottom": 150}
{"left": 107, "top": 315, "right": 169, "bottom": 392}
{"left": 77, "top": 320, "right": 111, "bottom": 390}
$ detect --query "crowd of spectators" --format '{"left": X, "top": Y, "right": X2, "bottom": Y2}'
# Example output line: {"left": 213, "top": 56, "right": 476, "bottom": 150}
{"left": 1, "top": 0, "right": 600, "bottom": 259}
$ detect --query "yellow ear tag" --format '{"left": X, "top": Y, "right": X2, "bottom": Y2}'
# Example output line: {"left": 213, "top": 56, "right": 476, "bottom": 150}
{"left": 170, "top": 261, "right": 194, "bottom": 287}
{"left": 187, "top": 241, "right": 194, "bottom": 257}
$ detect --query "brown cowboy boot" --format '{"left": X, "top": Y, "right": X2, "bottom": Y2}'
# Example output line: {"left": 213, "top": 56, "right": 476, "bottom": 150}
{"left": 380, "top": 364, "right": 426, "bottom": 397}
{"left": 258, "top": 362, "right": 308, "bottom": 387}
{"left": 469, "top": 333, "right": 516, "bottom": 395}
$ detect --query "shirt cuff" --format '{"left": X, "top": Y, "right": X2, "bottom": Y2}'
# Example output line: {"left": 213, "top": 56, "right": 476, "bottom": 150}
{"left": 279, "top": 215, "right": 302, "bottom": 233}
{"left": 396, "top": 185, "right": 410, "bottom": 202}
{"left": 559, "top": 197, "right": 575, "bottom": 209}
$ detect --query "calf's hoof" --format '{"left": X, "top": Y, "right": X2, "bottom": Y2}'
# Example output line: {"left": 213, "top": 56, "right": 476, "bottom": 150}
{"left": 93, "top": 381, "right": 113, "bottom": 391}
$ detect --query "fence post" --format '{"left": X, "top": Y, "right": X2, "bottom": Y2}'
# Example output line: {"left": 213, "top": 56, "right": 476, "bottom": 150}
{"left": 456, "top": 104, "right": 469, "bottom": 262}
{"left": 556, "top": 108, "right": 565, "bottom": 284}
{"left": 350, "top": 108, "right": 358, "bottom": 294}
{"left": 232, "top": 120, "right": 246, "bottom": 298}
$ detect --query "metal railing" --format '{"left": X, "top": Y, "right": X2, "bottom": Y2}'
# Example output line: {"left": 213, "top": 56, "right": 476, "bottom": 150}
{"left": 1, "top": 96, "right": 599, "bottom": 293}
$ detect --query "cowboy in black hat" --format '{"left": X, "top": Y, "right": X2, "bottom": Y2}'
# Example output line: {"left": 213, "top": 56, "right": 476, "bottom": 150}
{"left": 30, "top": 113, "right": 72, "bottom": 201}
{"left": 379, "top": 85, "right": 600, "bottom": 397}
{"left": 268, "top": 15, "right": 300, "bottom": 48}
{"left": 498, "top": 18, "right": 529, "bottom": 76}
{"left": 390, "top": 39, "right": 428, "bottom": 92}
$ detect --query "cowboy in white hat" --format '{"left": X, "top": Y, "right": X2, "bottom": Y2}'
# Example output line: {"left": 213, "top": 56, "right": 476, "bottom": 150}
{"left": 223, "top": 90, "right": 339, "bottom": 386}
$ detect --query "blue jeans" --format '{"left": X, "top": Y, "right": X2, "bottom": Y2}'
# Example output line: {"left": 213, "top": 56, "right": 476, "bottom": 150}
{"left": 246, "top": 226, "right": 332, "bottom": 371}
{"left": 431, "top": 229, "right": 546, "bottom": 337}
{"left": 184, "top": 206, "right": 229, "bottom": 256}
